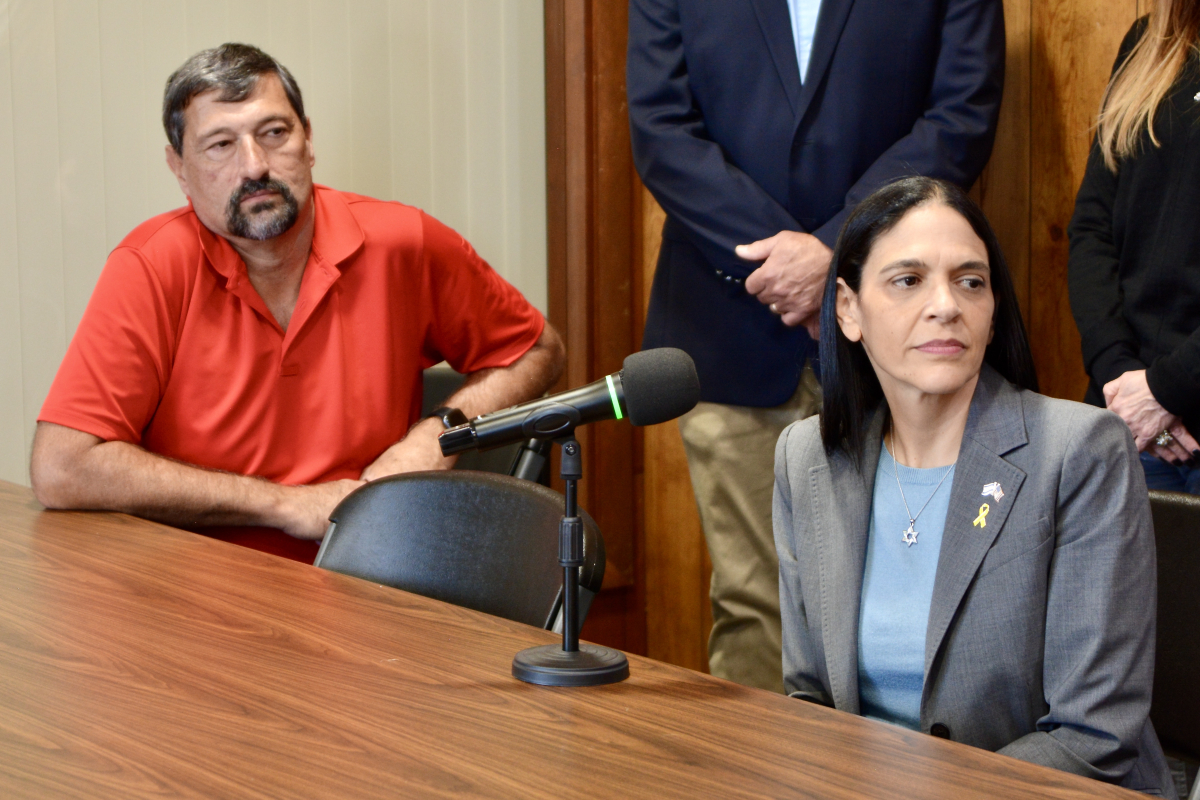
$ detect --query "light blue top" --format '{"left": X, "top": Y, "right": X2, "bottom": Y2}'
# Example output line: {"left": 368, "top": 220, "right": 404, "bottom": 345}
{"left": 857, "top": 441, "right": 955, "bottom": 730}
{"left": 785, "top": 0, "right": 822, "bottom": 82}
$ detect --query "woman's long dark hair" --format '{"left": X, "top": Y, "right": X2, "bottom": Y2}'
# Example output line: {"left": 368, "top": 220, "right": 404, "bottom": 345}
{"left": 818, "top": 176, "right": 1038, "bottom": 462}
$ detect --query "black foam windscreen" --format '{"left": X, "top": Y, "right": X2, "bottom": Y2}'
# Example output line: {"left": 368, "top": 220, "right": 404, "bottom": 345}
{"left": 621, "top": 348, "right": 700, "bottom": 426}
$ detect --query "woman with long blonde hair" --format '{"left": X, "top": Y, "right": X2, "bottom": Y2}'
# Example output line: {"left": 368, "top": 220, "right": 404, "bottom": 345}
{"left": 1069, "top": 0, "right": 1200, "bottom": 494}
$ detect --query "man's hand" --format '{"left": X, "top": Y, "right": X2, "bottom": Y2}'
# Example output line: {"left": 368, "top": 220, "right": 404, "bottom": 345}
{"left": 359, "top": 417, "right": 455, "bottom": 482}
{"left": 274, "top": 479, "right": 365, "bottom": 539}
{"left": 1103, "top": 369, "right": 1199, "bottom": 463}
{"left": 738, "top": 231, "right": 832, "bottom": 339}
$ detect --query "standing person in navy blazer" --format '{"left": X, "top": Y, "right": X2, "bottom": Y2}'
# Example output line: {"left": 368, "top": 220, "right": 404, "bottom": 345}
{"left": 627, "top": 0, "right": 1006, "bottom": 691}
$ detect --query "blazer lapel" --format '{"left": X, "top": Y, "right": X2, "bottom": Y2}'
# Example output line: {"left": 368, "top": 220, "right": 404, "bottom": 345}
{"left": 749, "top": 0, "right": 803, "bottom": 117}
{"left": 924, "top": 369, "right": 1029, "bottom": 676}
{"left": 813, "top": 408, "right": 883, "bottom": 714}
{"left": 794, "top": 0, "right": 855, "bottom": 126}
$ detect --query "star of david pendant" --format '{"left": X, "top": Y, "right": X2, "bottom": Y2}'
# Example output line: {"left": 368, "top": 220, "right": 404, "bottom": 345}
{"left": 902, "top": 522, "right": 918, "bottom": 547}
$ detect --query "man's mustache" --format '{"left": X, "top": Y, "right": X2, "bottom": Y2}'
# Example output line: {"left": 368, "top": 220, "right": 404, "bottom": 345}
{"left": 228, "top": 178, "right": 293, "bottom": 209}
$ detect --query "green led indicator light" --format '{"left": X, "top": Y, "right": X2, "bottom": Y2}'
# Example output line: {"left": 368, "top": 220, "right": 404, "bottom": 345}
{"left": 606, "top": 374, "right": 624, "bottom": 420}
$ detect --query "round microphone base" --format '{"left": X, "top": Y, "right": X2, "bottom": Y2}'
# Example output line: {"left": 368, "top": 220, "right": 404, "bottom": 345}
{"left": 512, "top": 643, "right": 630, "bottom": 687}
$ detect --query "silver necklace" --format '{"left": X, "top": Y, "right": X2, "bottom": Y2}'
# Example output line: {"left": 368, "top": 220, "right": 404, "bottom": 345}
{"left": 888, "top": 433, "right": 955, "bottom": 547}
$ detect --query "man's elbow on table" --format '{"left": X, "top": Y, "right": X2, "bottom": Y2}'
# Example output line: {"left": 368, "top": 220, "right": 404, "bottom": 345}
{"left": 30, "top": 422, "right": 103, "bottom": 510}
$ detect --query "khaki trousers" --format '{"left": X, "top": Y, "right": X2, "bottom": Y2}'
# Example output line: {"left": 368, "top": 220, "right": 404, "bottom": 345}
{"left": 678, "top": 365, "right": 822, "bottom": 693}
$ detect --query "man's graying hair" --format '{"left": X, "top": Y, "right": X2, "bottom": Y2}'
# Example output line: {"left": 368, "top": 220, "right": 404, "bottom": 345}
{"left": 163, "top": 43, "right": 306, "bottom": 154}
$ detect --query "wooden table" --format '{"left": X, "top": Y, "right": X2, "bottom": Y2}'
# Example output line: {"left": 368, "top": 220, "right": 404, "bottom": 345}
{"left": 0, "top": 480, "right": 1138, "bottom": 799}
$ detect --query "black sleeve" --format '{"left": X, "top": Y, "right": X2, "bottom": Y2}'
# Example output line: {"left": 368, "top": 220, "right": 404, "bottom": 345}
{"left": 627, "top": 0, "right": 803, "bottom": 279}
{"left": 1147, "top": 334, "right": 1200, "bottom": 422}
{"left": 1066, "top": 18, "right": 1150, "bottom": 390}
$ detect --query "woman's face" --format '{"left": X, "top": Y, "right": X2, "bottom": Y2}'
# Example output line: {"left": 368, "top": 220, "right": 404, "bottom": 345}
{"left": 836, "top": 201, "right": 994, "bottom": 401}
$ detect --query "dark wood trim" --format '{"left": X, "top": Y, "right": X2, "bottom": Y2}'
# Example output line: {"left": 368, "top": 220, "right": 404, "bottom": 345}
{"left": 544, "top": 0, "right": 646, "bottom": 655}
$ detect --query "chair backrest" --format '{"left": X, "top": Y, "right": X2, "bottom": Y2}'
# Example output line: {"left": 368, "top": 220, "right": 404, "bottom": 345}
{"left": 1148, "top": 489, "right": 1200, "bottom": 761}
{"left": 314, "top": 471, "right": 605, "bottom": 630}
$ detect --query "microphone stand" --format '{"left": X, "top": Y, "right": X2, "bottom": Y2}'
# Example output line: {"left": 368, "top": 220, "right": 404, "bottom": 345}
{"left": 511, "top": 435, "right": 630, "bottom": 686}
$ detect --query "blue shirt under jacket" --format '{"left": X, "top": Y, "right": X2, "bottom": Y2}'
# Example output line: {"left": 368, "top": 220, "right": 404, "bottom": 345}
{"left": 857, "top": 442, "right": 955, "bottom": 730}
{"left": 786, "top": 0, "right": 822, "bottom": 83}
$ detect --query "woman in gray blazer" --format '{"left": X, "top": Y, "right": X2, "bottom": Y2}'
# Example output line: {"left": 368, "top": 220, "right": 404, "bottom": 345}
{"left": 773, "top": 177, "right": 1174, "bottom": 795}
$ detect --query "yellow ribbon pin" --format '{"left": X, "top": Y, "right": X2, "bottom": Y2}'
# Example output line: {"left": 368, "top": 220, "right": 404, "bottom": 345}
{"left": 973, "top": 503, "right": 990, "bottom": 528}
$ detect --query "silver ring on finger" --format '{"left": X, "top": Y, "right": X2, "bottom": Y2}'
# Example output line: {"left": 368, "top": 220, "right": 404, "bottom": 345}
{"left": 1154, "top": 429, "right": 1175, "bottom": 448}
{"left": 769, "top": 303, "right": 780, "bottom": 314}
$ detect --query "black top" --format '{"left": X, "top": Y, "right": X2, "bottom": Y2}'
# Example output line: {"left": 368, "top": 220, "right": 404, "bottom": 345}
{"left": 1068, "top": 16, "right": 1200, "bottom": 435}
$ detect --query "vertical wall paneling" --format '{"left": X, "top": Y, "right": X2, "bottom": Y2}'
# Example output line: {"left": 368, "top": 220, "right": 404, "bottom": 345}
{"left": 428, "top": 0, "right": 470, "bottom": 236}
{"left": 0, "top": 0, "right": 28, "bottom": 484}
{"left": 1030, "top": 0, "right": 1137, "bottom": 401}
{"left": 639, "top": 188, "right": 711, "bottom": 673}
{"left": 54, "top": 0, "right": 108, "bottom": 335}
{"left": 183, "top": 0, "right": 230, "bottom": 60}
{"left": 98, "top": 1, "right": 151, "bottom": 246}
{"left": 265, "top": 1, "right": 312, "bottom": 95}
{"left": 11, "top": 1, "right": 68, "bottom": 478}
{"left": 506, "top": 0, "right": 548, "bottom": 312}
{"left": 972, "top": 0, "right": 1031, "bottom": 318}
{"left": 347, "top": 0, "right": 392, "bottom": 203}
{"left": 139, "top": 1, "right": 190, "bottom": 218}
{"left": 465, "top": 2, "right": 506, "bottom": 289}
{"left": 308, "top": 0, "right": 352, "bottom": 189}
{"left": 0, "top": 1, "right": 547, "bottom": 485}
{"left": 388, "top": 0, "right": 433, "bottom": 213}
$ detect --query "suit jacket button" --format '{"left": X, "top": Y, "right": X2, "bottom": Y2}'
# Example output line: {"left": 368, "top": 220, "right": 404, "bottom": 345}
{"left": 930, "top": 723, "right": 951, "bottom": 739}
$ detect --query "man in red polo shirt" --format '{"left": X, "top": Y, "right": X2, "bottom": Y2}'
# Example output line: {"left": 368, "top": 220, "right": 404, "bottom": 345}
{"left": 30, "top": 44, "right": 564, "bottom": 562}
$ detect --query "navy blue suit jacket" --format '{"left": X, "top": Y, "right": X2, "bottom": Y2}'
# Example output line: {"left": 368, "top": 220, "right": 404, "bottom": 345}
{"left": 628, "top": 0, "right": 1005, "bottom": 406}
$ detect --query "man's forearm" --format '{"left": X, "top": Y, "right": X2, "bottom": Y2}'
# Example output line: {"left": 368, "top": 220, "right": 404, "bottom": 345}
{"left": 444, "top": 324, "right": 566, "bottom": 419}
{"left": 357, "top": 324, "right": 566, "bottom": 482}
{"left": 32, "top": 422, "right": 287, "bottom": 528}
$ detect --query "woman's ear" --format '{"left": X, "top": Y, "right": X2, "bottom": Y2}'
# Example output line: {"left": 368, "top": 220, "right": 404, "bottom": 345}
{"left": 836, "top": 277, "right": 863, "bottom": 343}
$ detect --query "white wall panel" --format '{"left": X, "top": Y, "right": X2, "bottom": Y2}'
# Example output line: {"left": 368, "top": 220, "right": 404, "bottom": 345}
{"left": 54, "top": 0, "right": 107, "bottom": 334}
{"left": 348, "top": 0, "right": 393, "bottom": 202}
{"left": 466, "top": 2, "right": 506, "bottom": 286}
{"left": 0, "top": 0, "right": 29, "bottom": 484}
{"left": 0, "top": 0, "right": 547, "bottom": 486}
{"left": 11, "top": 0, "right": 69, "bottom": 489}
{"left": 428, "top": 0, "right": 470, "bottom": 241}
{"left": 389, "top": 0, "right": 432, "bottom": 212}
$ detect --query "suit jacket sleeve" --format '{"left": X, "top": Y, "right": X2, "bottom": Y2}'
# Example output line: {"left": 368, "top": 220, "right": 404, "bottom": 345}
{"left": 774, "top": 422, "right": 832, "bottom": 705}
{"left": 627, "top": 0, "right": 803, "bottom": 279}
{"left": 810, "top": 0, "right": 1005, "bottom": 249}
{"left": 1067, "top": 21, "right": 1149, "bottom": 391}
{"left": 996, "top": 410, "right": 1156, "bottom": 783}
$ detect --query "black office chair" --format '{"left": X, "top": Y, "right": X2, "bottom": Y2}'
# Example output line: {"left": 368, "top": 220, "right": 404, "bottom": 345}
{"left": 314, "top": 471, "right": 605, "bottom": 631}
{"left": 1148, "top": 490, "right": 1200, "bottom": 800}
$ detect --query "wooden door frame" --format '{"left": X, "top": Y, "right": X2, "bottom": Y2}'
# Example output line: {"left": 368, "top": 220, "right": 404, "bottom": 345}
{"left": 544, "top": 0, "right": 646, "bottom": 655}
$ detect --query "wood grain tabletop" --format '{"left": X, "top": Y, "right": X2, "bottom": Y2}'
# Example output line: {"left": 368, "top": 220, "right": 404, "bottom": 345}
{"left": 0, "top": 479, "right": 1139, "bottom": 799}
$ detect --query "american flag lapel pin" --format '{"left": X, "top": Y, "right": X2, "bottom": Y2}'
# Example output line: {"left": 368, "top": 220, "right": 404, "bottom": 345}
{"left": 982, "top": 482, "right": 1004, "bottom": 502}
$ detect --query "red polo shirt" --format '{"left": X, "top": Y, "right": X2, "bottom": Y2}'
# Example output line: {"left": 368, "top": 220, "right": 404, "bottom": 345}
{"left": 40, "top": 185, "right": 544, "bottom": 559}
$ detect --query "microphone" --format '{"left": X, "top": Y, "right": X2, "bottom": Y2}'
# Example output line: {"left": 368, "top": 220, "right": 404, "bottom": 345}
{"left": 439, "top": 348, "right": 700, "bottom": 455}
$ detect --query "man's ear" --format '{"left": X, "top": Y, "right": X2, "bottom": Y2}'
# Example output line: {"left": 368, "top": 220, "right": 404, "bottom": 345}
{"left": 835, "top": 277, "right": 862, "bottom": 343}
{"left": 304, "top": 117, "right": 315, "bottom": 168}
{"left": 165, "top": 144, "right": 189, "bottom": 197}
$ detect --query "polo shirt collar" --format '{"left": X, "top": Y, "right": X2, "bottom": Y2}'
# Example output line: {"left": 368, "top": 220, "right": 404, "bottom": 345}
{"left": 192, "top": 186, "right": 365, "bottom": 344}
{"left": 309, "top": 184, "right": 365, "bottom": 268}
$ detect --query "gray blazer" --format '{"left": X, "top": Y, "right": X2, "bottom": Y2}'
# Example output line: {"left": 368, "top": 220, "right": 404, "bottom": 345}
{"left": 773, "top": 366, "right": 1174, "bottom": 796}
